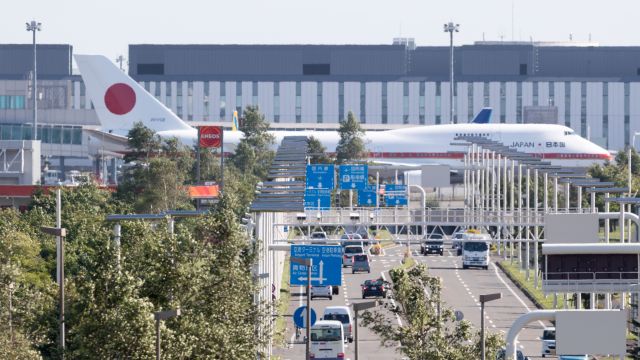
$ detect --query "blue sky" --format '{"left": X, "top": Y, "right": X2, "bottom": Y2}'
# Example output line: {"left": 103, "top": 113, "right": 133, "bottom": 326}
{"left": 3, "top": 0, "right": 634, "bottom": 59}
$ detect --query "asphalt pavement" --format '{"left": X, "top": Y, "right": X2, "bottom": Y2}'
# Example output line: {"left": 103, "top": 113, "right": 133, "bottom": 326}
{"left": 274, "top": 246, "right": 406, "bottom": 360}
{"left": 274, "top": 243, "right": 553, "bottom": 360}
{"left": 410, "top": 244, "right": 552, "bottom": 360}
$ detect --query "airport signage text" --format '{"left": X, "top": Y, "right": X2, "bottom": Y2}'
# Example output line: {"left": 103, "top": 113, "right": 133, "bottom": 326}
{"left": 339, "top": 164, "right": 368, "bottom": 190}
{"left": 290, "top": 245, "right": 342, "bottom": 286}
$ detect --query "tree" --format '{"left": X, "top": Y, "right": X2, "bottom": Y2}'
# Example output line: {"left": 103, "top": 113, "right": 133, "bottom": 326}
{"left": 230, "top": 106, "right": 275, "bottom": 179}
{"left": 125, "top": 122, "right": 162, "bottom": 161}
{"left": 335, "top": 111, "right": 366, "bottom": 164}
{"left": 133, "top": 157, "right": 192, "bottom": 212}
{"left": 308, "top": 136, "right": 332, "bottom": 164}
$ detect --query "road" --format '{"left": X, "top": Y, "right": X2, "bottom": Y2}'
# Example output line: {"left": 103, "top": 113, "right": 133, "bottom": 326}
{"left": 274, "top": 246, "right": 406, "bottom": 360}
{"left": 274, "top": 243, "right": 550, "bottom": 360}
{"left": 410, "top": 244, "right": 550, "bottom": 359}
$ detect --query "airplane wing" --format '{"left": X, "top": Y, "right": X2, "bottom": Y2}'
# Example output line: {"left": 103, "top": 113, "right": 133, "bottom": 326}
{"left": 84, "top": 128, "right": 130, "bottom": 156}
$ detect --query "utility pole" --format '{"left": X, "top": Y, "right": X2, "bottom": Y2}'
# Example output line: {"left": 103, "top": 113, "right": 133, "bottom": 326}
{"left": 444, "top": 22, "right": 460, "bottom": 124}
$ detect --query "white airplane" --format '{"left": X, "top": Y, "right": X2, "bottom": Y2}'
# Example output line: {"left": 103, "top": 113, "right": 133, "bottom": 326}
{"left": 75, "top": 54, "right": 612, "bottom": 168}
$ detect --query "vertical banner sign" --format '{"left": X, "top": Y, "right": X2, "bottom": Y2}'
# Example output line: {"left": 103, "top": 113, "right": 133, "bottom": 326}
{"left": 339, "top": 164, "right": 368, "bottom": 190}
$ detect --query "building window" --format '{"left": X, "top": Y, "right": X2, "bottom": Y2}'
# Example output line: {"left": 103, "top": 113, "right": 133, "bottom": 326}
{"left": 317, "top": 82, "right": 323, "bottom": 123}
{"left": 382, "top": 82, "right": 388, "bottom": 124}
{"left": 564, "top": 82, "right": 570, "bottom": 127}
{"left": 403, "top": 82, "right": 409, "bottom": 124}
{"left": 274, "top": 82, "right": 280, "bottom": 123}
{"left": 549, "top": 82, "right": 555, "bottom": 106}
{"left": 435, "top": 82, "right": 441, "bottom": 124}
{"left": 295, "top": 81, "right": 302, "bottom": 123}
{"left": 252, "top": 81, "right": 258, "bottom": 106}
{"left": 533, "top": 81, "right": 539, "bottom": 106}
{"left": 603, "top": 83, "right": 608, "bottom": 148}
{"left": 176, "top": 82, "right": 183, "bottom": 118}
{"left": 519, "top": 64, "right": 527, "bottom": 75}
{"left": 236, "top": 81, "right": 242, "bottom": 116}
{"left": 516, "top": 82, "right": 522, "bottom": 123}
{"left": 0, "top": 95, "right": 26, "bottom": 109}
{"left": 625, "top": 82, "right": 630, "bottom": 146}
{"left": 500, "top": 82, "right": 506, "bottom": 123}
{"left": 360, "top": 82, "right": 366, "bottom": 123}
{"left": 203, "top": 82, "right": 210, "bottom": 121}
{"left": 483, "top": 82, "right": 490, "bottom": 107}
{"left": 219, "top": 81, "right": 226, "bottom": 119}
{"left": 467, "top": 83, "right": 473, "bottom": 122}
{"left": 580, "top": 82, "right": 587, "bottom": 137}
{"left": 419, "top": 82, "right": 425, "bottom": 124}
{"left": 187, "top": 81, "right": 193, "bottom": 121}
{"left": 165, "top": 82, "right": 172, "bottom": 108}
{"left": 339, "top": 82, "right": 344, "bottom": 120}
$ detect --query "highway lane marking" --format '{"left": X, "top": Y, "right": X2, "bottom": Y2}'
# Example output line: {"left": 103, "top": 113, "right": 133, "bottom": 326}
{"left": 491, "top": 262, "right": 546, "bottom": 328}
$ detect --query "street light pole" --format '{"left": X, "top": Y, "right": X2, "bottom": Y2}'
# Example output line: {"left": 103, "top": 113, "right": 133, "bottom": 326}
{"left": 154, "top": 308, "right": 181, "bottom": 360}
{"left": 26, "top": 20, "right": 42, "bottom": 140}
{"left": 480, "top": 293, "right": 502, "bottom": 360}
{"left": 444, "top": 22, "right": 460, "bottom": 124}
{"left": 291, "top": 257, "right": 313, "bottom": 360}
{"left": 353, "top": 301, "right": 377, "bottom": 360}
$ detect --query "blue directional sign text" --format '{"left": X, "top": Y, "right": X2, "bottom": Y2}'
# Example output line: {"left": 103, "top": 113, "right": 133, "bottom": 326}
{"left": 290, "top": 245, "right": 343, "bottom": 286}
{"left": 306, "top": 164, "right": 335, "bottom": 190}
{"left": 358, "top": 186, "right": 377, "bottom": 207}
{"left": 304, "top": 188, "right": 332, "bottom": 209}
{"left": 339, "top": 164, "right": 368, "bottom": 190}
{"left": 384, "top": 184, "right": 408, "bottom": 206}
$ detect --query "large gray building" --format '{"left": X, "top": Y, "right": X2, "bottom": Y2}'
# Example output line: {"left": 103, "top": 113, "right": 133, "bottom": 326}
{"left": 2, "top": 41, "right": 640, "bottom": 156}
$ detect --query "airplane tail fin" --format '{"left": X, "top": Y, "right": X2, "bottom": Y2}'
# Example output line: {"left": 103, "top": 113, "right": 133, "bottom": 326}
{"left": 470, "top": 108, "right": 492, "bottom": 124}
{"left": 232, "top": 110, "right": 239, "bottom": 131}
{"left": 74, "top": 55, "right": 193, "bottom": 136}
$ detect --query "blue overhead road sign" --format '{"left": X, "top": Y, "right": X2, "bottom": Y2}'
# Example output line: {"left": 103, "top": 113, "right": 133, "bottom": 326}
{"left": 293, "top": 306, "right": 317, "bottom": 329}
{"left": 304, "top": 188, "right": 332, "bottom": 209}
{"left": 384, "top": 184, "right": 408, "bottom": 206}
{"left": 358, "top": 186, "right": 377, "bottom": 207}
{"left": 306, "top": 164, "right": 335, "bottom": 190}
{"left": 290, "top": 245, "right": 343, "bottom": 286}
{"left": 339, "top": 164, "right": 368, "bottom": 190}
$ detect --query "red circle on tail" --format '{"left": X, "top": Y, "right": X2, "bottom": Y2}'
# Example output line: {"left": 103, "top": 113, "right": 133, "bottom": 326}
{"left": 104, "top": 83, "right": 136, "bottom": 115}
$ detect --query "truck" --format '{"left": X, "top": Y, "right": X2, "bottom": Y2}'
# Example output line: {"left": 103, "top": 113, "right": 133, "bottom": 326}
{"left": 461, "top": 233, "right": 491, "bottom": 270}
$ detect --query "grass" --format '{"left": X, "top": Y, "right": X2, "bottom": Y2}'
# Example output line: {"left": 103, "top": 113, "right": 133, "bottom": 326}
{"left": 397, "top": 254, "right": 416, "bottom": 270}
{"left": 372, "top": 229, "right": 396, "bottom": 248}
{"left": 499, "top": 260, "right": 559, "bottom": 309}
{"left": 273, "top": 256, "right": 291, "bottom": 347}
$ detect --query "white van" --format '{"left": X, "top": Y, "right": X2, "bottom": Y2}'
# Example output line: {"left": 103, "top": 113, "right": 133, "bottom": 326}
{"left": 461, "top": 234, "right": 491, "bottom": 270}
{"left": 310, "top": 320, "right": 346, "bottom": 359}
{"left": 322, "top": 306, "right": 354, "bottom": 342}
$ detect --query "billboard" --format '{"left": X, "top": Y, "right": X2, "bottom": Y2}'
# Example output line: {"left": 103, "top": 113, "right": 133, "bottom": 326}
{"left": 199, "top": 126, "right": 222, "bottom": 148}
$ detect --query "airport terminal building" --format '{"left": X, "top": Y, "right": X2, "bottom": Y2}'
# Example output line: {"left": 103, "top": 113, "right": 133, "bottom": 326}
{"left": 2, "top": 40, "right": 640, "bottom": 165}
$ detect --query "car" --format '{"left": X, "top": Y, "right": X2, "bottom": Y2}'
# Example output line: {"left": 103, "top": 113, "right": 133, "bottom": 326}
{"left": 541, "top": 327, "right": 556, "bottom": 357}
{"left": 355, "top": 228, "right": 370, "bottom": 245}
{"left": 451, "top": 231, "right": 465, "bottom": 249}
{"left": 322, "top": 306, "right": 354, "bottom": 342}
{"left": 310, "top": 320, "right": 346, "bottom": 359}
{"left": 310, "top": 285, "right": 333, "bottom": 300}
{"left": 361, "top": 278, "right": 390, "bottom": 298}
{"left": 420, "top": 240, "right": 444, "bottom": 256}
{"left": 352, "top": 254, "right": 371, "bottom": 273}
{"left": 341, "top": 233, "right": 364, "bottom": 248}
{"left": 310, "top": 231, "right": 328, "bottom": 244}
{"left": 342, "top": 245, "right": 365, "bottom": 267}
{"left": 495, "top": 348, "right": 529, "bottom": 360}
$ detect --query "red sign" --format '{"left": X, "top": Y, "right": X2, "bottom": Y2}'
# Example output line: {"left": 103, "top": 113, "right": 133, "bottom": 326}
{"left": 199, "top": 126, "right": 222, "bottom": 148}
